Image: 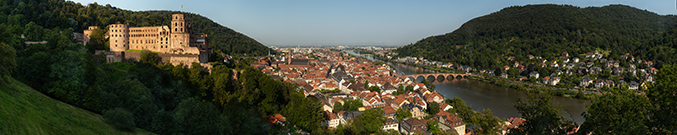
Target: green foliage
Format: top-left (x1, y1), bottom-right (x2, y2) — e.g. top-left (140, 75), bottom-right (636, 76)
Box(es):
top-left (0, 0), bottom-right (272, 56)
top-left (139, 50), bottom-right (159, 65)
top-left (427, 119), bottom-right (441, 135)
top-left (342, 99), bottom-right (364, 111)
top-left (393, 84), bottom-right (405, 96)
top-left (445, 97), bottom-right (474, 125)
top-left (333, 102), bottom-right (344, 113)
top-left (405, 85), bottom-right (414, 92)
top-left (368, 85), bottom-right (381, 92)
top-left (103, 108), bottom-right (136, 131)
top-left (151, 110), bottom-right (177, 135)
top-left (85, 28), bottom-right (107, 53)
top-left (174, 98), bottom-right (227, 134)
top-left (284, 91), bottom-right (323, 133)
top-left (352, 108), bottom-right (386, 134)
top-left (472, 109), bottom-right (501, 135)
top-left (23, 22), bottom-right (43, 41)
top-left (396, 108), bottom-right (412, 122)
top-left (579, 87), bottom-right (653, 134)
top-left (426, 102), bottom-right (440, 115)
top-left (510, 93), bottom-right (574, 135)
top-left (396, 4), bottom-right (677, 69)
top-left (0, 79), bottom-right (152, 134)
top-left (0, 42), bottom-right (16, 84)
top-left (646, 64), bottom-right (677, 134)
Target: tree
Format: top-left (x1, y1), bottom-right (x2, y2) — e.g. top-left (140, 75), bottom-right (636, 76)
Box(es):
top-left (151, 110), bottom-right (177, 134)
top-left (85, 28), bottom-right (106, 53)
top-left (284, 91), bottom-right (323, 132)
top-left (333, 102), bottom-right (344, 113)
top-left (174, 98), bottom-right (226, 135)
top-left (396, 108), bottom-right (412, 122)
top-left (426, 102), bottom-right (440, 115)
top-left (646, 64), bottom-right (677, 134)
top-left (446, 97), bottom-right (475, 125)
top-left (578, 87), bottom-right (653, 134)
top-left (0, 42), bottom-right (16, 84)
top-left (368, 85), bottom-right (381, 92)
top-left (23, 22), bottom-right (44, 41)
top-left (473, 109), bottom-right (501, 135)
top-left (352, 108), bottom-right (386, 134)
top-left (427, 119), bottom-right (441, 134)
top-left (139, 50), bottom-right (159, 65)
top-left (509, 92), bottom-right (574, 135)
top-left (405, 85), bottom-right (414, 92)
top-left (103, 108), bottom-right (136, 131)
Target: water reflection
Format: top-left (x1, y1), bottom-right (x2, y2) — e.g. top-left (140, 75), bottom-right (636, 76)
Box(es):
top-left (389, 62), bottom-right (590, 124)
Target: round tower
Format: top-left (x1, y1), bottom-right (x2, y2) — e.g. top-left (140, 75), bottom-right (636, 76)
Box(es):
top-left (109, 24), bottom-right (129, 52)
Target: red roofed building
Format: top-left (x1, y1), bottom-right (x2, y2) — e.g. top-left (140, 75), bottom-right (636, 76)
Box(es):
top-left (424, 93), bottom-right (444, 104)
top-left (436, 111), bottom-right (465, 135)
top-left (323, 111), bottom-right (340, 128)
top-left (384, 104), bottom-right (397, 119)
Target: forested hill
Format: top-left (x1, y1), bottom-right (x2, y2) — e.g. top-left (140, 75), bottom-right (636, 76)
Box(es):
top-left (396, 4), bottom-right (677, 69)
top-left (0, 0), bottom-right (272, 56)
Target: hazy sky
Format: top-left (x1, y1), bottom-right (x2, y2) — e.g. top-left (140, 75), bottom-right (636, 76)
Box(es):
top-left (70, 0), bottom-right (676, 46)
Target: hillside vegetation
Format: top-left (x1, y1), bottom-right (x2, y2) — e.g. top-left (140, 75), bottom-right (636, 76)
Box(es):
top-left (396, 4), bottom-right (677, 69)
top-left (0, 79), bottom-right (152, 134)
top-left (0, 0), bottom-right (272, 56)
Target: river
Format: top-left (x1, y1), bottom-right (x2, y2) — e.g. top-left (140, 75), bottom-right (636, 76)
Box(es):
top-left (343, 50), bottom-right (590, 124)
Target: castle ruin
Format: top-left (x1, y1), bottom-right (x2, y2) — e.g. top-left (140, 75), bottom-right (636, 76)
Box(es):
top-left (84, 13), bottom-right (210, 66)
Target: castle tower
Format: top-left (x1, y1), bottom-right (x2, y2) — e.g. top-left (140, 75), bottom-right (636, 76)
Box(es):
top-left (170, 14), bottom-right (190, 52)
top-left (109, 24), bottom-right (129, 52)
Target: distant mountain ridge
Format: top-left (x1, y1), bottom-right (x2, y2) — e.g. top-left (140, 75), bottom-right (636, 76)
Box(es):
top-left (396, 4), bottom-right (677, 69)
top-left (0, 0), bottom-right (272, 56)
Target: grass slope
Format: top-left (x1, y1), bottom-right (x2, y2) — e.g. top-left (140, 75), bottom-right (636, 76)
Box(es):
top-left (0, 79), bottom-right (152, 135)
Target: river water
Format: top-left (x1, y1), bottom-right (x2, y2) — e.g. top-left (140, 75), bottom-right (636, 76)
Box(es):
top-left (388, 62), bottom-right (590, 124)
top-left (343, 50), bottom-right (590, 124)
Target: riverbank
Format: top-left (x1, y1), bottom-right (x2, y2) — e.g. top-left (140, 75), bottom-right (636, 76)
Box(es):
top-left (375, 56), bottom-right (596, 100)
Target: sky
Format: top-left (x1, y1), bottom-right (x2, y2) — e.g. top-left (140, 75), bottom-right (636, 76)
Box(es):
top-left (70, 0), bottom-right (676, 46)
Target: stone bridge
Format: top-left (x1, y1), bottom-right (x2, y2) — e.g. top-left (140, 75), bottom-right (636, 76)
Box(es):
top-left (401, 73), bottom-right (473, 82)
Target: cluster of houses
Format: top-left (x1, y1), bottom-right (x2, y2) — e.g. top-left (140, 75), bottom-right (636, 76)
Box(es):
top-left (256, 48), bottom-right (476, 135)
top-left (256, 47), bottom-right (554, 134)
top-left (498, 50), bottom-right (658, 90)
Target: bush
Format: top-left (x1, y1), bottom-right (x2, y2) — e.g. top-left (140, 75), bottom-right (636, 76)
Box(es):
top-left (103, 108), bottom-right (136, 131)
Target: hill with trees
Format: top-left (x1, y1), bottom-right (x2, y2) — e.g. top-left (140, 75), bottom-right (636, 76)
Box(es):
top-left (396, 4), bottom-right (677, 69)
top-left (0, 0), bottom-right (272, 56)
top-left (0, 78), bottom-right (153, 134)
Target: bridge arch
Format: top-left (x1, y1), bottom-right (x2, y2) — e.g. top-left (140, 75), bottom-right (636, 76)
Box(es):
top-left (436, 75), bottom-right (445, 82)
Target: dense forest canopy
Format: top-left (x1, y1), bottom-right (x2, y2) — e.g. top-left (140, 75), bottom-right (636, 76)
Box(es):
top-left (0, 0), bottom-right (272, 56)
top-left (396, 4), bottom-right (677, 69)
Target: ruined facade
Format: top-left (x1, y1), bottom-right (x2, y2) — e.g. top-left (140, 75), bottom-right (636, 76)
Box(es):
top-left (86, 13), bottom-right (210, 65)
top-left (106, 14), bottom-right (208, 55)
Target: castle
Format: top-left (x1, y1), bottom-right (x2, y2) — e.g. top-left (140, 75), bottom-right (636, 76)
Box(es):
top-left (83, 13), bottom-right (210, 65)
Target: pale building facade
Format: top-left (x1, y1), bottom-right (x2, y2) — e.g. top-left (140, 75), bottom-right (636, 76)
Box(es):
top-left (102, 14), bottom-right (208, 55)
top-left (87, 13), bottom-right (210, 65)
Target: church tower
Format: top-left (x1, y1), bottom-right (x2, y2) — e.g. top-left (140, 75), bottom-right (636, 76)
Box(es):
top-left (170, 14), bottom-right (190, 52)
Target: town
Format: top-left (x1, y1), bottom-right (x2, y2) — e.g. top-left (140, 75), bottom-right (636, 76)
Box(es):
top-left (250, 46), bottom-right (528, 135)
